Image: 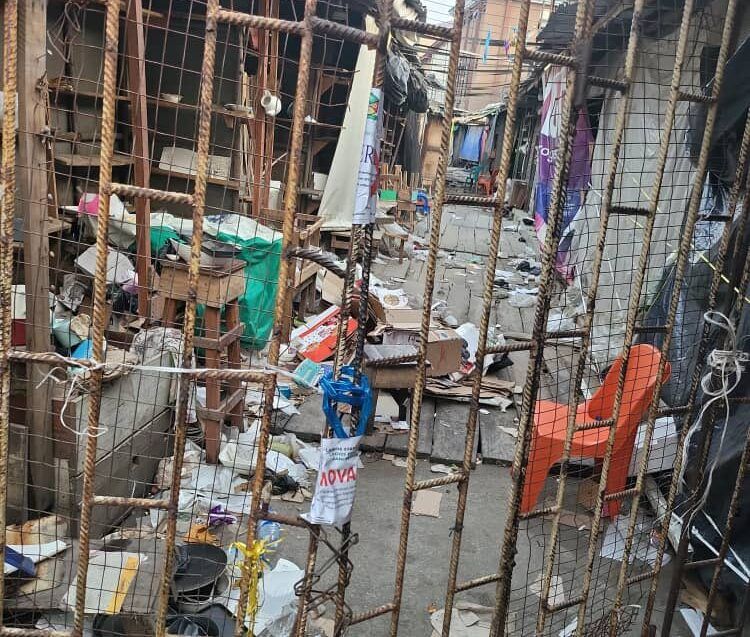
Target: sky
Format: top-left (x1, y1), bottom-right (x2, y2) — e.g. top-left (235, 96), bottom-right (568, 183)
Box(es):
top-left (421, 0), bottom-right (453, 24)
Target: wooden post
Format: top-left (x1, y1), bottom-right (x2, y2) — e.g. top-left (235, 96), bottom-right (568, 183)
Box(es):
top-left (125, 0), bottom-right (152, 317)
top-left (18, 0), bottom-right (54, 512)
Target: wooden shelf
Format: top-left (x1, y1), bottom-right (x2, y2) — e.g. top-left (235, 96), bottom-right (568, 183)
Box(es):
top-left (151, 165), bottom-right (241, 190)
top-left (55, 152), bottom-right (134, 167)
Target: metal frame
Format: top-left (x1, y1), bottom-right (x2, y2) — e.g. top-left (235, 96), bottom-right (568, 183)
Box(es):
top-left (413, 0), bottom-right (750, 635)
top-left (0, 2), bottom-right (469, 637)
top-left (3, 1), bottom-right (750, 636)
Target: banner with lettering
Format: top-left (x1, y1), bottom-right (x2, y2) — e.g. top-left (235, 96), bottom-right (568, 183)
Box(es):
top-left (303, 435), bottom-right (362, 527)
top-left (353, 88), bottom-right (383, 225)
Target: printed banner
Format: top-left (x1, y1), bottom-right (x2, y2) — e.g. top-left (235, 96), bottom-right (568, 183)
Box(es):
top-left (303, 435), bottom-right (362, 527)
top-left (533, 65), bottom-right (593, 282)
top-left (353, 88), bottom-right (383, 225)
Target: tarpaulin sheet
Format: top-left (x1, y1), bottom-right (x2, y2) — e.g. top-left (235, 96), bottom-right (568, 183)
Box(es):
top-left (458, 125), bottom-right (484, 162)
top-left (156, 214), bottom-right (282, 350)
top-left (319, 17), bottom-right (378, 231)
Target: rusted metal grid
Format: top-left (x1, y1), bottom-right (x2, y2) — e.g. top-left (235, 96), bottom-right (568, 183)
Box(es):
top-left (0, 1), bottom-right (470, 637)
top-left (406, 0), bottom-right (750, 635)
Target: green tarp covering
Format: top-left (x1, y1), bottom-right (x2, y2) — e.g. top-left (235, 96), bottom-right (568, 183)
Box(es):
top-left (151, 214), bottom-right (282, 350)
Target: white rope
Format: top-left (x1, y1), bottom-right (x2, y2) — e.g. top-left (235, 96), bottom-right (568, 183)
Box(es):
top-left (679, 310), bottom-right (749, 522)
top-left (31, 352), bottom-right (315, 439)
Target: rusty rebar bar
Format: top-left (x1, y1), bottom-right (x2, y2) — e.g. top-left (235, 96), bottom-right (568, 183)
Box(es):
top-left (234, 376), bottom-right (277, 636)
top-left (0, 0), bottom-right (17, 626)
top-left (389, 2), bottom-right (466, 635)
top-left (439, 0), bottom-right (536, 631)
top-left (332, 3), bottom-right (392, 630)
top-left (154, 1), bottom-right (220, 635)
top-left (258, 1), bottom-right (318, 634)
top-left (532, 1), bottom-right (648, 632)
top-left (71, 2), bottom-right (120, 635)
top-left (488, 0), bottom-right (597, 633)
top-left (634, 3), bottom-right (744, 633)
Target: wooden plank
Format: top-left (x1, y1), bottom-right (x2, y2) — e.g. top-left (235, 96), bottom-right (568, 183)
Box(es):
top-left (125, 0), bottom-right (152, 317)
top-left (19, 0), bottom-right (54, 512)
top-left (7, 424), bottom-right (29, 524)
top-left (385, 397), bottom-right (435, 458)
top-left (430, 401), bottom-right (478, 464)
top-left (54, 151), bottom-right (134, 167)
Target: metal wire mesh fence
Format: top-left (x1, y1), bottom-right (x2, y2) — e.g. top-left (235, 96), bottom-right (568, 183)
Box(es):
top-left (0, 0), bottom-right (749, 636)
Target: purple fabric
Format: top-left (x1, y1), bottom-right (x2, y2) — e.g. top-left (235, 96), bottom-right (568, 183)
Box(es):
top-left (534, 66), bottom-right (593, 282)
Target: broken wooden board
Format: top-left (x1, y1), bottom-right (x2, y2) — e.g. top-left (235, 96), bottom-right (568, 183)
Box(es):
top-left (430, 401), bottom-right (479, 464)
top-left (385, 397), bottom-right (435, 457)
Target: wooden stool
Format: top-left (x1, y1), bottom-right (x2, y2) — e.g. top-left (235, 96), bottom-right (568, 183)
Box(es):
top-left (159, 259), bottom-right (246, 463)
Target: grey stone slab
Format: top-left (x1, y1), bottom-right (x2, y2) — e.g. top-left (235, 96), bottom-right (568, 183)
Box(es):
top-left (430, 400), bottom-right (478, 464)
top-left (385, 397), bottom-right (435, 457)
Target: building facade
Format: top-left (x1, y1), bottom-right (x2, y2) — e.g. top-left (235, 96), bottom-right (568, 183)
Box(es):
top-left (456, 0), bottom-right (551, 113)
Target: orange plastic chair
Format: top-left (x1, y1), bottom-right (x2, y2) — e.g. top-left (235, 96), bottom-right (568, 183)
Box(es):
top-left (521, 344), bottom-right (671, 518)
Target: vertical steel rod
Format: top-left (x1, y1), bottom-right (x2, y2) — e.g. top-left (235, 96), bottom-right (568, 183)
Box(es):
top-left (489, 0), bottom-right (597, 632)
top-left (533, 0), bottom-right (646, 633)
top-left (234, 375), bottom-right (277, 636)
top-left (636, 3), bottom-right (742, 633)
top-left (333, 3), bottom-right (391, 630)
top-left (573, 0), bottom-right (729, 631)
top-left (389, 2), bottom-right (466, 635)
top-left (72, 2), bottom-right (120, 635)
top-left (440, 0), bottom-right (534, 632)
top-left (259, 0), bottom-right (318, 633)
top-left (266, 0), bottom-right (316, 367)
top-left (0, 0), bottom-right (18, 625)
top-left (154, 1), bottom-right (220, 635)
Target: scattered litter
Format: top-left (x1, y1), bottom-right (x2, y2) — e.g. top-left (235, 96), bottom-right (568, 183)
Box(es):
top-left (508, 290), bottom-right (537, 307)
top-left (62, 551), bottom-right (144, 613)
top-left (553, 510), bottom-right (592, 531)
top-left (293, 358), bottom-right (325, 388)
top-left (183, 523), bottom-right (219, 545)
top-left (303, 435), bottom-right (361, 526)
top-left (498, 426), bottom-right (518, 438)
top-left (600, 511), bottom-right (668, 566)
top-left (3, 541), bottom-right (68, 575)
top-left (430, 602), bottom-right (493, 636)
top-left (678, 608), bottom-right (719, 636)
top-left (430, 464), bottom-right (458, 474)
top-left (280, 490), bottom-right (305, 504)
top-left (382, 453), bottom-right (395, 461)
top-left (392, 457), bottom-right (408, 468)
top-left (479, 408), bottom-right (490, 415)
top-left (530, 574), bottom-right (566, 607)
top-left (412, 490), bottom-right (442, 517)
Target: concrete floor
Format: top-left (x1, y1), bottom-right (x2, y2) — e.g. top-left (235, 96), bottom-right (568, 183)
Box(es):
top-left (274, 203), bottom-right (688, 635)
top-left (271, 457), bottom-right (684, 636)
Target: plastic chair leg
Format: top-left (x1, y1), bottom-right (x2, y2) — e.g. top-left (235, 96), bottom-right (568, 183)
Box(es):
top-left (521, 437), bottom-right (564, 513)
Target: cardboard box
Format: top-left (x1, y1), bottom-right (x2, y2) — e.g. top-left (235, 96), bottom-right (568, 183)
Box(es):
top-left (364, 344), bottom-right (420, 389)
top-left (382, 325), bottom-right (462, 377)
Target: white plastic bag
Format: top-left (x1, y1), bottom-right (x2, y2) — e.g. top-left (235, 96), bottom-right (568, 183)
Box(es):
top-left (303, 436), bottom-right (362, 526)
